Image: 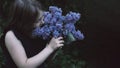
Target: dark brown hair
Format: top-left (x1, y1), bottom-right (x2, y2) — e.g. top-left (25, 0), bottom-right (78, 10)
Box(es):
top-left (5, 0), bottom-right (43, 37)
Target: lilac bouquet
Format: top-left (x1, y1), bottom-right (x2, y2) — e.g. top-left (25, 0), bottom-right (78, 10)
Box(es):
top-left (32, 6), bottom-right (84, 43)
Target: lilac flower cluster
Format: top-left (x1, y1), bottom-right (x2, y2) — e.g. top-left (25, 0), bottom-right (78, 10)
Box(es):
top-left (32, 6), bottom-right (84, 40)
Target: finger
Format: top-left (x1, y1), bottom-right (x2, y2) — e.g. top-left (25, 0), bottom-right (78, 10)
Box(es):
top-left (57, 37), bottom-right (63, 40)
top-left (59, 40), bottom-right (64, 44)
top-left (59, 44), bottom-right (64, 47)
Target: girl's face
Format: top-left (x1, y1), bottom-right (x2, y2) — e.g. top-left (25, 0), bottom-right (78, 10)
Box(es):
top-left (34, 10), bottom-right (44, 27)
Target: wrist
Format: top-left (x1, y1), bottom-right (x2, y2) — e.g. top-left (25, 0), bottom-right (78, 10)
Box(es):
top-left (46, 44), bottom-right (54, 53)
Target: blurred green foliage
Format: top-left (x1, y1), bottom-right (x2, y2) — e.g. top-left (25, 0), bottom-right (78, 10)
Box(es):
top-left (45, 48), bottom-right (87, 68)
top-left (0, 0), bottom-right (87, 68)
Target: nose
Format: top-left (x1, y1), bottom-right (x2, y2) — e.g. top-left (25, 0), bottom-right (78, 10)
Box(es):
top-left (41, 17), bottom-right (44, 24)
top-left (37, 16), bottom-right (44, 27)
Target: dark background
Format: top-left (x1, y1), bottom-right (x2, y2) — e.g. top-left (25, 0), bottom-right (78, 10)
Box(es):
top-left (48, 0), bottom-right (120, 68)
top-left (1, 0), bottom-right (120, 68)
top-left (82, 0), bottom-right (120, 68)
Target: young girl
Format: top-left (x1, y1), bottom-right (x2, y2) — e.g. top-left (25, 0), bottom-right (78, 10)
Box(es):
top-left (0, 0), bottom-right (64, 68)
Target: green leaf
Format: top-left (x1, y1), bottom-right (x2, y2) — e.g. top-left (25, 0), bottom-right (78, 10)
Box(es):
top-left (65, 33), bottom-right (76, 45)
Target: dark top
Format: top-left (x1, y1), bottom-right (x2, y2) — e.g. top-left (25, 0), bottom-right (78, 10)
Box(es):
top-left (0, 28), bottom-right (49, 68)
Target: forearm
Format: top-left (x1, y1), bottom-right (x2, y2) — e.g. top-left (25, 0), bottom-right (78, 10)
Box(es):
top-left (19, 45), bottom-right (54, 68)
top-left (5, 31), bottom-right (63, 68)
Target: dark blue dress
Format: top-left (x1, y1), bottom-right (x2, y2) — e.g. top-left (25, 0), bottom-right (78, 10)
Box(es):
top-left (0, 28), bottom-right (49, 68)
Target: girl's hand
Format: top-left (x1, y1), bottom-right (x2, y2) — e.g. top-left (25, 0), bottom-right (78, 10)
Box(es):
top-left (47, 37), bottom-right (64, 51)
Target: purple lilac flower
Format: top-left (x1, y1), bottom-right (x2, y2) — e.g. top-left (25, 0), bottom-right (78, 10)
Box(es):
top-left (53, 30), bottom-right (60, 38)
top-left (44, 13), bottom-right (52, 24)
top-left (32, 6), bottom-right (84, 40)
top-left (65, 12), bottom-right (81, 23)
top-left (32, 27), bottom-right (43, 37)
top-left (50, 17), bottom-right (57, 25)
top-left (69, 12), bottom-right (80, 21)
top-left (53, 12), bottom-right (62, 18)
top-left (49, 25), bottom-right (56, 31)
top-left (65, 13), bottom-right (73, 22)
top-left (73, 30), bottom-right (84, 40)
top-left (49, 6), bottom-right (62, 13)
top-left (64, 23), bottom-right (76, 32)
top-left (43, 12), bottom-right (49, 17)
top-left (33, 25), bottom-right (51, 39)
top-left (56, 23), bottom-right (63, 30)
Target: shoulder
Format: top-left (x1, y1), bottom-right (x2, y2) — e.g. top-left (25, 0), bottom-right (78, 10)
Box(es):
top-left (5, 30), bottom-right (22, 46)
top-left (5, 30), bottom-right (14, 37)
top-left (5, 30), bottom-right (16, 40)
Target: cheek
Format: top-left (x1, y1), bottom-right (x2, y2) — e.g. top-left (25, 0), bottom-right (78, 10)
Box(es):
top-left (37, 22), bottom-right (41, 26)
top-left (34, 20), bottom-right (44, 27)
top-left (34, 16), bottom-right (44, 27)
top-left (35, 22), bottom-right (41, 27)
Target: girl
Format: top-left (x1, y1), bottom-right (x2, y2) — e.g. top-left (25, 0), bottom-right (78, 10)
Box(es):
top-left (0, 0), bottom-right (64, 68)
